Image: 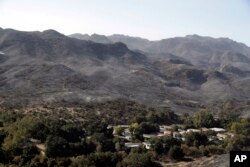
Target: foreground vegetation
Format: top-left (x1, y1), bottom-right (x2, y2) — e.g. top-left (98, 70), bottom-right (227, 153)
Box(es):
top-left (0, 99), bottom-right (249, 167)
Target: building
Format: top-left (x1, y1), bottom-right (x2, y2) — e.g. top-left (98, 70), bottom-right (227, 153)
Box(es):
top-left (201, 128), bottom-right (210, 132)
top-left (124, 142), bottom-right (142, 148)
top-left (29, 138), bottom-right (41, 144)
top-left (217, 133), bottom-right (228, 140)
top-left (217, 132), bottom-right (234, 140)
top-left (161, 125), bottom-right (174, 131)
top-left (210, 128), bottom-right (226, 133)
top-left (160, 127), bottom-right (166, 133)
top-left (36, 144), bottom-right (46, 156)
top-left (143, 142), bottom-right (152, 149)
top-left (173, 132), bottom-right (181, 139)
top-left (163, 130), bottom-right (172, 136)
top-left (187, 129), bottom-right (201, 133)
top-left (143, 133), bottom-right (165, 140)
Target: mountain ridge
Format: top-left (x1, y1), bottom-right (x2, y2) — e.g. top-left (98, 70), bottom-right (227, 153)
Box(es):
top-left (1, 28), bottom-right (250, 115)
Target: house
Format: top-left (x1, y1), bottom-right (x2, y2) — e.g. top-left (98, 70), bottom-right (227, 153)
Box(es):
top-left (163, 130), bottom-right (172, 136)
top-left (173, 132), bottom-right (181, 139)
top-left (143, 134), bottom-right (158, 140)
top-left (161, 125), bottom-right (174, 131)
top-left (114, 135), bottom-right (128, 141)
top-left (217, 133), bottom-right (228, 140)
top-left (210, 128), bottom-right (226, 133)
top-left (217, 132), bottom-right (234, 140)
top-left (29, 138), bottom-right (41, 144)
top-left (179, 131), bottom-right (186, 136)
top-left (201, 128), bottom-right (210, 132)
top-left (157, 133), bottom-right (165, 137)
top-left (143, 142), bottom-right (152, 149)
top-left (118, 125), bottom-right (130, 128)
top-left (225, 132), bottom-right (234, 138)
top-left (160, 127), bottom-right (166, 133)
top-left (29, 138), bottom-right (45, 156)
top-left (107, 125), bottom-right (114, 129)
top-left (208, 136), bottom-right (217, 141)
top-left (124, 142), bottom-right (142, 148)
top-left (143, 133), bottom-right (164, 140)
top-left (36, 144), bottom-right (46, 156)
top-left (187, 129), bottom-right (201, 133)
top-left (111, 125), bottom-right (130, 135)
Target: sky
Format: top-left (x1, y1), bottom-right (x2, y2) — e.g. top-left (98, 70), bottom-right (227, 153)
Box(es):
top-left (0, 0), bottom-right (250, 45)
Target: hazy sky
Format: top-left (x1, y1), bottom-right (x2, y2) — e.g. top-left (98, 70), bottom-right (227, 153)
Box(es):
top-left (0, 0), bottom-right (250, 45)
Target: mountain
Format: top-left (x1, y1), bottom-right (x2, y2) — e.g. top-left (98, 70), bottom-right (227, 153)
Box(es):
top-left (1, 28), bottom-right (250, 115)
top-left (108, 34), bottom-right (151, 52)
top-left (70, 33), bottom-right (250, 68)
top-left (0, 28), bottom-right (148, 106)
top-left (148, 35), bottom-right (250, 69)
top-left (69, 33), bottom-right (112, 44)
top-left (68, 33), bottom-right (91, 40)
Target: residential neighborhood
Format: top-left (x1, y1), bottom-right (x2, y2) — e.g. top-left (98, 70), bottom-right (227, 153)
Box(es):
top-left (20, 123), bottom-right (234, 156)
top-left (110, 124), bottom-right (234, 150)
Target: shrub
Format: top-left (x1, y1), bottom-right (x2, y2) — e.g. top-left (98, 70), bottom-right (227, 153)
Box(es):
top-left (182, 145), bottom-right (202, 158)
top-left (122, 153), bottom-right (156, 167)
top-left (185, 132), bottom-right (208, 147)
top-left (168, 146), bottom-right (184, 160)
top-left (205, 145), bottom-right (225, 155)
top-left (45, 135), bottom-right (69, 157)
top-left (193, 110), bottom-right (215, 128)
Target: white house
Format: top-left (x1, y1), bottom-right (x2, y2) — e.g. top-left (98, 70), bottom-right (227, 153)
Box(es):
top-left (187, 129), bottom-right (201, 133)
top-left (210, 128), bottom-right (226, 133)
top-left (163, 130), bottom-right (172, 136)
top-left (143, 133), bottom-right (164, 140)
top-left (124, 142), bottom-right (142, 148)
top-left (143, 142), bottom-right (152, 149)
top-left (29, 138), bottom-right (41, 144)
top-left (217, 132), bottom-right (234, 140)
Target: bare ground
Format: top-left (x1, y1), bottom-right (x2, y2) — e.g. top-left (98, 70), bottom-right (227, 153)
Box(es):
top-left (159, 154), bottom-right (229, 167)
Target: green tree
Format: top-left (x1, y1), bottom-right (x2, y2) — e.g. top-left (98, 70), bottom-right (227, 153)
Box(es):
top-left (146, 110), bottom-right (178, 124)
top-left (230, 118), bottom-right (250, 136)
top-left (0, 131), bottom-right (5, 145)
top-left (61, 124), bottom-right (85, 142)
top-left (218, 110), bottom-right (239, 128)
top-left (68, 141), bottom-right (88, 156)
top-left (45, 135), bottom-right (69, 157)
top-left (28, 121), bottom-right (49, 142)
top-left (224, 134), bottom-right (249, 152)
top-left (185, 132), bottom-right (208, 147)
top-left (138, 122), bottom-right (159, 134)
top-left (20, 144), bottom-right (39, 165)
top-left (193, 110), bottom-right (215, 128)
top-left (91, 133), bottom-right (115, 152)
top-left (2, 116), bottom-right (37, 153)
top-left (114, 127), bottom-right (123, 136)
top-left (168, 146), bottom-right (184, 160)
top-left (181, 113), bottom-right (194, 128)
top-left (129, 123), bottom-right (144, 141)
top-left (0, 148), bottom-right (6, 163)
top-left (71, 155), bottom-right (93, 167)
top-left (149, 138), bottom-right (164, 154)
